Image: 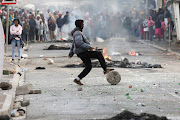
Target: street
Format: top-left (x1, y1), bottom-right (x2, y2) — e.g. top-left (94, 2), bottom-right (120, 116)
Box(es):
top-left (23, 38), bottom-right (180, 120)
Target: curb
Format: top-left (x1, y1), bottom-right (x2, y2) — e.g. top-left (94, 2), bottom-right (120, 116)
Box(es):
top-left (140, 41), bottom-right (180, 57)
top-left (0, 65), bottom-right (21, 116)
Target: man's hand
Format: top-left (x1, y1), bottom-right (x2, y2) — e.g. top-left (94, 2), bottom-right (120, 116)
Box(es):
top-left (90, 47), bottom-right (94, 51)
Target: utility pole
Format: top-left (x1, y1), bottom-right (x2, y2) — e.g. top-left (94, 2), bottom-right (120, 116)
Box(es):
top-left (5, 5), bottom-right (9, 53)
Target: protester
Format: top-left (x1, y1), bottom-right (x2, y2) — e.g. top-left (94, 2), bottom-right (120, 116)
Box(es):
top-left (48, 14), bottom-right (56, 41)
top-left (143, 17), bottom-right (149, 40)
top-left (22, 19), bottom-right (30, 42)
top-left (68, 19), bottom-right (114, 85)
top-left (148, 16), bottom-right (155, 41)
top-left (155, 18), bottom-right (161, 40)
top-left (160, 18), bottom-right (165, 40)
top-left (35, 15), bottom-right (41, 41)
top-left (56, 14), bottom-right (64, 39)
top-left (10, 19), bottom-right (22, 62)
top-left (38, 20), bottom-right (43, 42)
top-left (167, 17), bottom-right (174, 40)
top-left (43, 19), bottom-right (48, 41)
top-left (29, 15), bottom-right (36, 41)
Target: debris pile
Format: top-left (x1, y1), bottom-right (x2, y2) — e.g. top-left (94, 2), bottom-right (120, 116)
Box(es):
top-left (107, 110), bottom-right (168, 120)
top-left (63, 58), bottom-right (162, 69)
top-left (44, 44), bottom-right (70, 50)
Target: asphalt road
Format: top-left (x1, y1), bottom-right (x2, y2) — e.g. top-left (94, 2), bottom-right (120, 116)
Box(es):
top-left (24, 38), bottom-right (180, 120)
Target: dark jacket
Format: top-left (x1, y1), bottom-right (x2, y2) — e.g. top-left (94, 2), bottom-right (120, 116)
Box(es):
top-left (69, 27), bottom-right (91, 57)
top-left (63, 15), bottom-right (70, 24)
top-left (29, 18), bottom-right (36, 31)
top-left (56, 18), bottom-right (64, 28)
top-left (155, 20), bottom-right (161, 28)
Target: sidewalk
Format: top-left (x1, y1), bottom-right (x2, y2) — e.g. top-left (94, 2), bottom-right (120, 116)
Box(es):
top-left (140, 39), bottom-right (180, 57)
top-left (0, 45), bottom-right (26, 117)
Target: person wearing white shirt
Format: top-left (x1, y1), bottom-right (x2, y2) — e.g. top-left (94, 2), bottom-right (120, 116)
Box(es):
top-left (10, 19), bottom-right (22, 62)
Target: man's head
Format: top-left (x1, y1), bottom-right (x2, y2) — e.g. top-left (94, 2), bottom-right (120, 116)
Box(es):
top-left (59, 13), bottom-right (62, 18)
top-left (37, 15), bottom-right (40, 20)
top-left (75, 19), bottom-right (84, 30)
top-left (66, 11), bottom-right (69, 15)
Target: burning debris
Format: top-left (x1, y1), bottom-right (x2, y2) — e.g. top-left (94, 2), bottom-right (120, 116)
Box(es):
top-left (63, 58), bottom-right (162, 69)
top-left (106, 110), bottom-right (168, 120)
top-left (44, 45), bottom-right (70, 50)
top-left (128, 51), bottom-right (143, 56)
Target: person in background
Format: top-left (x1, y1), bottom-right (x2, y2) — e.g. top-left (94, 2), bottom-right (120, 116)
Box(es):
top-left (38, 20), bottom-right (43, 42)
top-left (48, 14), bottom-right (56, 41)
top-left (56, 14), bottom-right (64, 40)
top-left (68, 19), bottom-right (114, 86)
top-left (148, 16), bottom-right (155, 41)
top-left (155, 18), bottom-right (161, 40)
top-left (10, 19), bottom-right (22, 62)
top-left (63, 11), bottom-right (70, 25)
top-left (29, 15), bottom-right (36, 41)
top-left (35, 15), bottom-right (41, 41)
top-left (167, 17), bottom-right (174, 40)
top-left (160, 18), bottom-right (165, 40)
top-left (22, 19), bottom-right (30, 42)
top-left (43, 19), bottom-right (48, 41)
top-left (143, 16), bottom-right (149, 40)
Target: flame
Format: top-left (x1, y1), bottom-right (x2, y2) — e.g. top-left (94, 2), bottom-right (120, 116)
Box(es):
top-left (103, 47), bottom-right (112, 60)
top-left (128, 51), bottom-right (136, 56)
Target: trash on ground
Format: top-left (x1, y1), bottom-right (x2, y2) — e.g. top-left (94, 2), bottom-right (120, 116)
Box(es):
top-left (128, 51), bottom-right (143, 56)
top-left (78, 87), bottom-right (82, 91)
top-left (17, 109), bottom-right (26, 116)
top-left (129, 85), bottom-right (132, 88)
top-left (167, 53), bottom-right (176, 56)
top-left (17, 72), bottom-right (22, 76)
top-left (96, 37), bottom-right (104, 42)
top-left (11, 110), bottom-right (20, 117)
top-left (13, 102), bottom-right (21, 109)
top-left (3, 70), bottom-right (10, 75)
top-left (21, 54), bottom-right (28, 59)
top-left (112, 52), bottom-right (121, 56)
top-left (35, 67), bottom-right (46, 70)
top-left (108, 110), bottom-right (168, 120)
top-left (40, 55), bottom-right (44, 58)
top-left (0, 115), bottom-right (10, 120)
top-left (44, 44), bottom-right (70, 50)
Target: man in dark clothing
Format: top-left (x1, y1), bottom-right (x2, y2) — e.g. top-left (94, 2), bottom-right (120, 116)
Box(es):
top-left (68, 19), bottom-right (114, 86)
top-left (56, 14), bottom-right (64, 39)
top-left (29, 15), bottom-right (36, 41)
top-left (63, 11), bottom-right (70, 25)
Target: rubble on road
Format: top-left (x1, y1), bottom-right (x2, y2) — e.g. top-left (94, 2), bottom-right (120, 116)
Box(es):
top-left (0, 82), bottom-right (12, 90)
top-left (20, 100), bottom-right (30, 107)
top-left (16, 84), bottom-right (33, 95)
top-left (29, 90), bottom-right (42, 94)
top-left (63, 58), bottom-right (162, 69)
top-left (0, 115), bottom-right (10, 120)
top-left (107, 110), bottom-right (168, 120)
top-left (44, 44), bottom-right (70, 50)
top-left (48, 59), bottom-right (54, 65)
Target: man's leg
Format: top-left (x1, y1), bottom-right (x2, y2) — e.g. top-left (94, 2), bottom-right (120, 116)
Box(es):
top-left (87, 51), bottom-right (107, 71)
top-left (78, 56), bottom-right (92, 80)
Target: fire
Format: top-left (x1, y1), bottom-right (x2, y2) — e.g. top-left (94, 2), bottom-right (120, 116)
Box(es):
top-left (103, 47), bottom-right (112, 60)
top-left (128, 51), bottom-right (137, 56)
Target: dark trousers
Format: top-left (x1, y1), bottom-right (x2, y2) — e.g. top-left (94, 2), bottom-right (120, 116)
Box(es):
top-left (35, 29), bottom-right (39, 41)
top-left (77, 51), bottom-right (107, 79)
top-left (149, 26), bottom-right (154, 41)
top-left (29, 29), bottom-right (35, 41)
top-left (22, 30), bottom-right (29, 42)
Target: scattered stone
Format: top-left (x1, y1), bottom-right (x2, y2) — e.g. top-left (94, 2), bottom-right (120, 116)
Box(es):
top-left (107, 110), bottom-right (168, 120)
top-left (0, 82), bottom-right (12, 90)
top-left (21, 100), bottom-right (30, 107)
top-left (43, 58), bottom-right (48, 60)
top-left (112, 52), bottom-right (121, 56)
top-left (175, 92), bottom-right (178, 94)
top-left (16, 84), bottom-right (33, 95)
top-left (29, 90), bottom-right (42, 94)
top-left (106, 71), bottom-right (121, 85)
top-left (78, 87), bottom-right (82, 91)
top-left (35, 67), bottom-right (46, 70)
top-left (0, 115), bottom-right (10, 120)
top-left (48, 59), bottom-right (54, 65)
top-left (10, 69), bottom-right (16, 74)
top-left (141, 89), bottom-right (144, 92)
top-left (129, 85), bottom-right (132, 88)
top-left (21, 54), bottom-right (28, 59)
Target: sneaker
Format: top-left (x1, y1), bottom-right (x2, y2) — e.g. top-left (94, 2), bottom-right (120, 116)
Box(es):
top-left (104, 69), bottom-right (114, 75)
top-left (74, 79), bottom-right (83, 86)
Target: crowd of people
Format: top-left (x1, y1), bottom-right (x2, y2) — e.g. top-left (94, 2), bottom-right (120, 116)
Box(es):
top-left (0, 5), bottom-right (175, 44)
